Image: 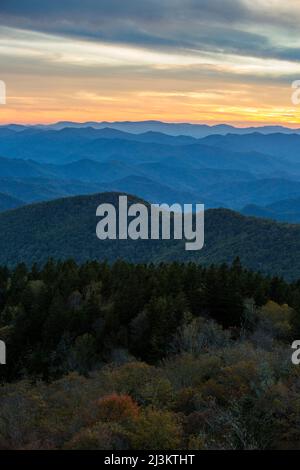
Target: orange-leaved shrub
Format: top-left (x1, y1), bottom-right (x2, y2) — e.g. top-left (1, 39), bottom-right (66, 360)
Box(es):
top-left (95, 393), bottom-right (139, 423)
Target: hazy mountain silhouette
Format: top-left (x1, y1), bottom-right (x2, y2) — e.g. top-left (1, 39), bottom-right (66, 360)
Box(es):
top-left (0, 124), bottom-right (300, 222)
top-left (3, 120), bottom-right (298, 137)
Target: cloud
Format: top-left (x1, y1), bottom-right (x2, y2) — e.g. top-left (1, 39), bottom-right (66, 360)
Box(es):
top-left (0, 0), bottom-right (300, 64)
top-left (1, 1), bottom-right (300, 125)
top-left (1, 26), bottom-right (300, 81)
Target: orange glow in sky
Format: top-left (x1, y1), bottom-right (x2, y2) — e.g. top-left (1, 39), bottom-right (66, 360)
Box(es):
top-left (1, 0), bottom-right (300, 127)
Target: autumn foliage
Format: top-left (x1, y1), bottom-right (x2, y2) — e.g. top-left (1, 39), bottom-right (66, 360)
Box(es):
top-left (95, 393), bottom-right (139, 423)
top-left (1, 260), bottom-right (300, 449)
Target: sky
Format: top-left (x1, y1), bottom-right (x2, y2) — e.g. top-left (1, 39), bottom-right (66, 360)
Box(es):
top-left (0, 0), bottom-right (300, 126)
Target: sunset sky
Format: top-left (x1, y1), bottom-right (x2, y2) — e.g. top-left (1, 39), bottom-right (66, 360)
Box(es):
top-left (0, 0), bottom-right (300, 126)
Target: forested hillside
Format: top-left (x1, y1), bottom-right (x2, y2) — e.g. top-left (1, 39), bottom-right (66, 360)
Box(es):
top-left (1, 192), bottom-right (300, 279)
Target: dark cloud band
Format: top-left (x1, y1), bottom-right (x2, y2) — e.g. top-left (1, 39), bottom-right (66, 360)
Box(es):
top-left (0, 0), bottom-right (299, 64)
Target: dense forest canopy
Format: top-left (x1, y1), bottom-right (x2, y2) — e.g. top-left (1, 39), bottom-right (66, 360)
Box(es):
top-left (0, 257), bottom-right (297, 381)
